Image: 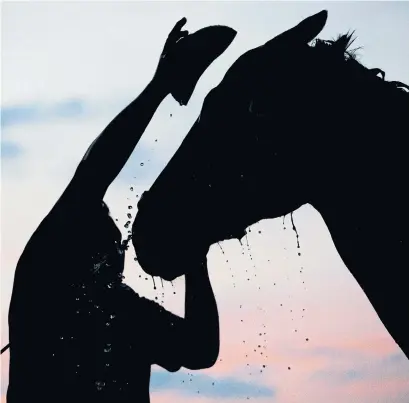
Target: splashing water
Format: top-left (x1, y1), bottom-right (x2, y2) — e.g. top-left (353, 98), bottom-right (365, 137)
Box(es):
top-left (159, 278), bottom-right (165, 305)
top-left (217, 242), bottom-right (236, 286)
top-left (171, 281), bottom-right (176, 295)
top-left (290, 212), bottom-right (301, 254)
top-left (244, 231), bottom-right (258, 284)
top-left (95, 380), bottom-right (105, 391)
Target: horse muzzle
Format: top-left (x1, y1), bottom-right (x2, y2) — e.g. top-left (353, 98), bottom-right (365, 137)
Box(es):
top-left (132, 191), bottom-right (212, 280)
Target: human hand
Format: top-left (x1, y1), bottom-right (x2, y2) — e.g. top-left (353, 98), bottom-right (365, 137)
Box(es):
top-left (153, 18), bottom-right (237, 105)
top-left (153, 17), bottom-right (189, 91)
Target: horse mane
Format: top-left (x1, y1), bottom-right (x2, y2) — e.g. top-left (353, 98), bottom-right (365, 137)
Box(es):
top-left (310, 33), bottom-right (409, 94)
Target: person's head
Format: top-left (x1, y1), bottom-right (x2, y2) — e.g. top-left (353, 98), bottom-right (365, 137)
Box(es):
top-left (132, 10), bottom-right (408, 281)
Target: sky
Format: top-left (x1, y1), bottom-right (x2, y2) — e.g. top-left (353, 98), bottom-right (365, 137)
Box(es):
top-left (1, 1), bottom-right (409, 402)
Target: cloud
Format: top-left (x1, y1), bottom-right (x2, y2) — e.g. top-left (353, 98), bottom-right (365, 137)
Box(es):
top-left (0, 92), bottom-right (202, 185)
top-left (1, 99), bottom-right (86, 128)
top-left (311, 367), bottom-right (364, 384)
top-left (0, 100), bottom-right (177, 187)
top-left (150, 369), bottom-right (275, 398)
top-left (309, 350), bottom-right (409, 385)
top-left (1, 141), bottom-right (23, 159)
top-left (1, 104), bottom-right (40, 127)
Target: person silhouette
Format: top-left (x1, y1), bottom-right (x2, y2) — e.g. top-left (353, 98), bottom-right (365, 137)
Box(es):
top-left (7, 18), bottom-right (235, 403)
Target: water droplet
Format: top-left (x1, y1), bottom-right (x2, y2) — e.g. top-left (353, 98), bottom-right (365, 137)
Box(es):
top-left (127, 213), bottom-right (132, 219)
top-left (128, 205), bottom-right (133, 209)
top-left (95, 380), bottom-right (105, 391)
top-left (140, 162), bottom-right (144, 166)
top-left (130, 187), bottom-right (134, 191)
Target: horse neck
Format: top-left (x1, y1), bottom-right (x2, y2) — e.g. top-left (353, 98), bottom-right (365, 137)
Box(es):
top-left (311, 103), bottom-right (403, 214)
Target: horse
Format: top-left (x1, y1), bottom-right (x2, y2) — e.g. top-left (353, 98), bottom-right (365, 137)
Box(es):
top-left (132, 10), bottom-right (408, 359)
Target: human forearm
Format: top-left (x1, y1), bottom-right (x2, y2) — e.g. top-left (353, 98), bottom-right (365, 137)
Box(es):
top-left (184, 261), bottom-right (220, 368)
top-left (79, 78), bottom-right (169, 195)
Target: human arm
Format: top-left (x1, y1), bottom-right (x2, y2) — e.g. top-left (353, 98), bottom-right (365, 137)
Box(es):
top-left (73, 18), bottom-right (188, 200)
top-left (117, 259), bottom-right (219, 372)
top-left (181, 260), bottom-right (219, 369)
top-left (9, 19), bottom-right (189, 276)
top-left (77, 79), bottom-right (168, 199)
top-left (146, 260), bottom-right (219, 371)
top-left (150, 260), bottom-right (220, 371)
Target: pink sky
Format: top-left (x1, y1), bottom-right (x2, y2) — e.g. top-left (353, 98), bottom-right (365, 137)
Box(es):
top-left (1, 2), bottom-right (408, 402)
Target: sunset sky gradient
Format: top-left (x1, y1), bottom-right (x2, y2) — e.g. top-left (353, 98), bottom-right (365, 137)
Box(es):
top-left (1, 1), bottom-right (409, 402)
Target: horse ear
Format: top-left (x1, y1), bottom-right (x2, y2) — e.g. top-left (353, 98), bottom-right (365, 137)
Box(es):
top-left (265, 10), bottom-right (328, 47)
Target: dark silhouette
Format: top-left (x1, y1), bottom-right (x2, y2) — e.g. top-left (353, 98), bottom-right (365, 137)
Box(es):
top-left (7, 19), bottom-right (236, 403)
top-left (133, 11), bottom-right (408, 359)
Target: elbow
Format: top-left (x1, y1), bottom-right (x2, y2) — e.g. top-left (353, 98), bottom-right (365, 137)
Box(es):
top-left (196, 352), bottom-right (219, 370)
top-left (184, 343), bottom-right (220, 370)
top-left (183, 321), bottom-right (220, 370)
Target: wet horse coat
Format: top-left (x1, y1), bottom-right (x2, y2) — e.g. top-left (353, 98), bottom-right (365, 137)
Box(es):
top-left (133, 11), bottom-right (407, 358)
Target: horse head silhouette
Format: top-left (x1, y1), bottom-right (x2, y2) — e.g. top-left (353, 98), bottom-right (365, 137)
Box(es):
top-left (133, 11), bottom-right (408, 357)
